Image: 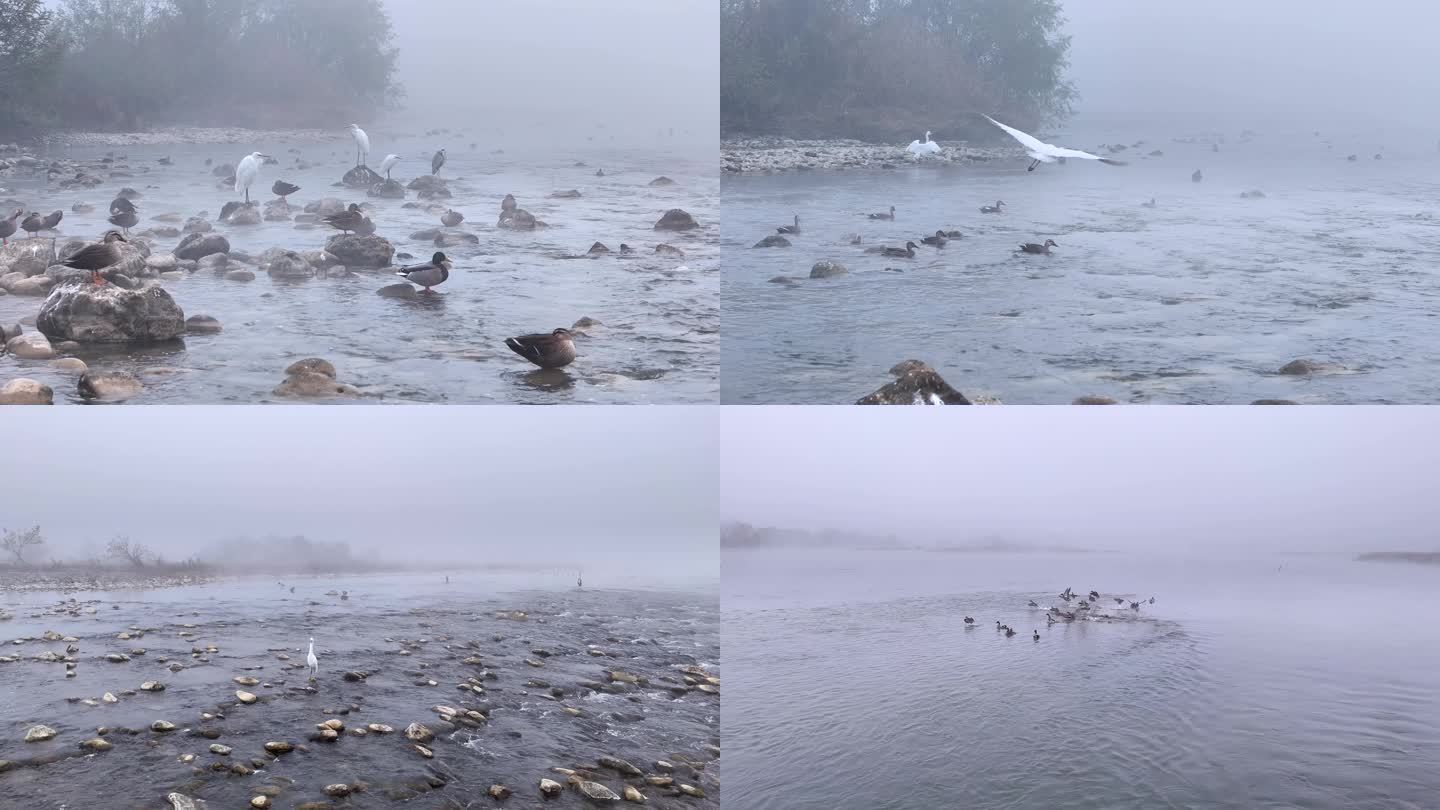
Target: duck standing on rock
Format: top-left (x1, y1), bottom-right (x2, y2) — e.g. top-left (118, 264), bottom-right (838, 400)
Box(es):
top-left (0, 209), bottom-right (21, 244)
top-left (505, 328), bottom-right (577, 370)
top-left (108, 208), bottom-right (138, 235)
top-left (323, 203), bottom-right (367, 235)
top-left (272, 180), bottom-right (300, 200)
top-left (20, 212), bottom-right (43, 239)
top-left (395, 251), bottom-right (451, 292)
top-left (40, 210), bottom-right (62, 234)
top-left (62, 230), bottom-right (127, 286)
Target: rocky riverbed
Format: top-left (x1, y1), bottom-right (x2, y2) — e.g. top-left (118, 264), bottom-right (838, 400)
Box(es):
top-left (0, 568), bottom-right (216, 594)
top-left (0, 577), bottom-right (720, 807)
top-left (721, 137), bottom-right (1019, 173)
top-left (31, 128), bottom-right (343, 149)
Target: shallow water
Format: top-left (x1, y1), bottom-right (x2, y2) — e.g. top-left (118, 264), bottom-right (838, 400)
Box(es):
top-left (723, 548), bottom-right (1440, 809)
top-left (721, 128), bottom-right (1440, 403)
top-left (0, 134), bottom-right (717, 403)
top-left (0, 572), bottom-right (719, 807)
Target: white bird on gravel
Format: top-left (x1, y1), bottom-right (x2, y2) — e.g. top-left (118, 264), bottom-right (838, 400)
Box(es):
top-left (306, 637), bottom-right (319, 679)
top-left (983, 115), bottom-right (1127, 172)
top-left (906, 130), bottom-right (942, 156)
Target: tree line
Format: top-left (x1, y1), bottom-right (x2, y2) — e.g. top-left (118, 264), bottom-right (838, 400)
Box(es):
top-left (721, 0), bottom-right (1077, 141)
top-left (0, 0), bottom-right (403, 136)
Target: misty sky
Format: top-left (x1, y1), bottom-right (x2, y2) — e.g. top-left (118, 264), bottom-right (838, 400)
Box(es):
top-left (5, 408), bottom-right (715, 568)
top-left (1062, 0), bottom-right (1440, 134)
top-left (384, 0), bottom-right (717, 147)
top-left (721, 408), bottom-right (1439, 553)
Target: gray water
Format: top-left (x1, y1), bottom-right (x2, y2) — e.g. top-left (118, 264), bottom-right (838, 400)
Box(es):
top-left (0, 572), bottom-right (720, 807)
top-left (721, 128), bottom-right (1440, 403)
top-left (0, 133), bottom-right (717, 404)
top-left (723, 548), bottom-right (1440, 809)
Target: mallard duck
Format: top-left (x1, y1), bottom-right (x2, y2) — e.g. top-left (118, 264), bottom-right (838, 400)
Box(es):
top-left (395, 251), bottom-right (451, 292)
top-left (271, 180), bottom-right (300, 199)
top-left (323, 203), bottom-right (366, 234)
top-left (867, 241), bottom-right (917, 258)
top-left (0, 209), bottom-right (20, 244)
top-left (505, 328), bottom-right (577, 369)
top-left (980, 200), bottom-right (1005, 214)
top-left (20, 212), bottom-right (43, 239)
top-left (1018, 239), bottom-right (1058, 255)
top-left (963, 616), bottom-right (974, 624)
top-left (63, 230), bottom-right (127, 285)
top-left (108, 210), bottom-right (139, 235)
top-left (441, 209), bottom-right (464, 227)
top-left (920, 230), bottom-right (948, 246)
top-left (431, 148), bottom-right (447, 175)
top-left (777, 214), bottom-right (801, 235)
top-left (867, 205), bottom-right (896, 220)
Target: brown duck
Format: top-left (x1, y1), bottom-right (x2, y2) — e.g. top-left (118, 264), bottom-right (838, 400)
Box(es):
top-left (867, 205), bottom-right (896, 220)
top-left (323, 203), bottom-right (367, 234)
top-left (1018, 239), bottom-right (1058, 255)
top-left (63, 230), bottom-right (127, 285)
top-left (505, 328), bottom-right (577, 369)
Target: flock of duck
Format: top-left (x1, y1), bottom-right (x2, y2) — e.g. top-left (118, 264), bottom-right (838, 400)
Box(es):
top-left (962, 587), bottom-right (1157, 641)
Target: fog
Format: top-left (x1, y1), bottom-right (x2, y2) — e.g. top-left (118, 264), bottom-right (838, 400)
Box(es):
top-left (721, 408), bottom-right (1438, 553)
top-left (3, 408), bottom-right (716, 573)
top-left (1063, 0), bottom-right (1440, 137)
top-left (384, 0), bottom-right (717, 150)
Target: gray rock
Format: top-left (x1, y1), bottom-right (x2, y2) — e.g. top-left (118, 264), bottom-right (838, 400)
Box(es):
top-left (369, 179), bottom-right (406, 199)
top-left (174, 233), bottom-right (230, 261)
top-left (185, 314), bottom-right (222, 334)
top-left (0, 378), bottom-right (53, 405)
top-left (856, 360), bottom-right (972, 405)
top-left (653, 208), bottom-right (698, 231)
top-left (497, 209), bottom-right (539, 230)
top-left (37, 283), bottom-right (186, 343)
top-left (79, 371), bottom-right (144, 401)
top-left (324, 235), bottom-right (394, 267)
top-left (224, 269), bottom-right (255, 282)
top-left (265, 251), bottom-right (313, 279)
top-left (377, 282), bottom-right (418, 299)
top-left (809, 260), bottom-right (847, 279)
top-left (753, 235), bottom-right (790, 248)
top-left (5, 333), bottom-right (54, 359)
top-left (654, 243), bottom-right (684, 258)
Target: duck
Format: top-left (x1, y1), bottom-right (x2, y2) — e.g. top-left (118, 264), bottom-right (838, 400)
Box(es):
top-left (340, 590), bottom-right (349, 601)
top-left (1033, 631), bottom-right (1040, 641)
top-left (1192, 169), bottom-right (1203, 182)
top-left (1018, 239), bottom-right (1058, 255)
top-left (109, 196), bottom-right (137, 216)
top-left (1026, 600), bottom-right (1038, 607)
top-left (504, 328), bottom-right (577, 369)
top-left (323, 203), bottom-right (367, 234)
top-left (963, 616), bottom-right (974, 624)
top-left (867, 205), bottom-right (895, 220)
top-left (777, 214), bottom-right (801, 235)
top-left (500, 193), bottom-right (517, 213)
top-left (441, 209), bottom-right (464, 227)
top-left (1148, 597), bottom-right (1155, 604)
top-left (19, 212), bottom-right (43, 239)
top-left (1004, 627), bottom-right (1016, 637)
top-left (62, 230), bottom-right (127, 285)
top-left (872, 241), bottom-right (917, 258)
top-left (40, 210), bottom-right (62, 234)
top-left (395, 251), bottom-right (451, 292)
top-left (920, 230), bottom-right (948, 247)
top-left (1141, 198), bottom-right (1156, 208)
top-left (107, 209), bottom-right (139, 235)
top-left (1130, 601), bottom-right (1140, 609)
top-left (1088, 590), bottom-right (1100, 600)
top-left (431, 148), bottom-right (447, 175)
top-left (995, 620), bottom-right (1003, 631)
top-left (1114, 597), bottom-right (1124, 605)
top-left (271, 180), bottom-right (300, 200)
top-left (0, 209), bottom-right (21, 244)
top-left (595, 168), bottom-right (604, 177)
top-left (980, 200), bottom-right (1005, 214)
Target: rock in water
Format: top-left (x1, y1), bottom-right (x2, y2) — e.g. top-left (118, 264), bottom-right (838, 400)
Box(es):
top-left (0, 378), bottom-right (53, 405)
top-left (809, 260), bottom-right (846, 279)
top-left (79, 371), bottom-right (143, 401)
top-left (497, 209), bottom-right (539, 230)
top-left (575, 781), bottom-right (621, 802)
top-left (342, 165), bottom-right (383, 188)
top-left (324, 235), bottom-right (393, 267)
top-left (653, 209), bottom-right (698, 231)
top-left (648, 176), bottom-right (675, 186)
top-left (38, 284), bottom-right (185, 343)
top-left (369, 179), bottom-right (406, 199)
top-left (174, 233), bottom-right (230, 261)
top-left (754, 235), bottom-right (790, 248)
top-left (856, 360), bottom-right (972, 405)
top-left (24, 725), bottom-right (57, 742)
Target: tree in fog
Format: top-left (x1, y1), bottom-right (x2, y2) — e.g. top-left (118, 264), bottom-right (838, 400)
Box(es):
top-left (1, 525), bottom-right (45, 565)
top-left (106, 535), bottom-right (152, 568)
top-left (721, 0), bottom-right (1075, 140)
top-left (0, 0), bottom-right (64, 133)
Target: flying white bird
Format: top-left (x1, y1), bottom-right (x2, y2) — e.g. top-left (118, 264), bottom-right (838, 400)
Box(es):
top-left (906, 131), bottom-right (942, 156)
top-left (983, 115), bottom-right (1126, 172)
top-left (234, 151), bottom-right (269, 204)
top-left (379, 153), bottom-right (401, 179)
top-left (306, 637), bottom-right (318, 680)
top-left (347, 124), bottom-right (370, 167)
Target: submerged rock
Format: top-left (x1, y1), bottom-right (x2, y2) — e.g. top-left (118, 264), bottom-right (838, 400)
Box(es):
top-left (497, 208), bottom-right (540, 230)
top-left (369, 179), bottom-right (406, 199)
top-left (753, 235), bottom-right (790, 248)
top-left (38, 284), bottom-right (185, 343)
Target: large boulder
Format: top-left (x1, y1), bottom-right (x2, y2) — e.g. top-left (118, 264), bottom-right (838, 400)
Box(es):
top-left (37, 283), bottom-right (185, 343)
top-left (653, 208), bottom-right (698, 231)
top-left (0, 241), bottom-right (56, 276)
top-left (856, 360), bottom-right (972, 405)
top-left (265, 250), bottom-right (313, 279)
top-left (497, 209), bottom-right (540, 230)
top-left (174, 232), bottom-right (230, 261)
top-left (342, 165), bottom-right (383, 188)
top-left (809, 260), bottom-right (847, 279)
top-left (324, 235), bottom-right (393, 268)
top-left (368, 180), bottom-right (406, 199)
top-left (407, 175), bottom-right (448, 194)
top-left (0, 378), bottom-right (52, 405)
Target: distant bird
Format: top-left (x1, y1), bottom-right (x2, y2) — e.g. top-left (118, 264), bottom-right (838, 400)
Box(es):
top-left (20, 212), bottom-right (43, 239)
top-left (500, 194), bottom-right (517, 213)
top-left (441, 209), bottom-right (464, 227)
top-left (876, 241), bottom-right (917, 258)
top-left (108, 209), bottom-right (139, 235)
top-left (996, 621), bottom-right (1003, 630)
top-left (1033, 631), bottom-right (1040, 641)
top-left (906, 130), bottom-right (942, 156)
top-left (235, 151), bottom-right (270, 203)
top-left (40, 210), bottom-right (62, 234)
top-left (1114, 597), bottom-right (1124, 605)
top-left (110, 196), bottom-right (137, 216)
top-left (505, 328), bottom-right (577, 369)
top-left (271, 180), bottom-right (300, 200)
top-left (1130, 601), bottom-right (1140, 610)
top-left (577, 571), bottom-right (583, 589)
top-left (348, 124), bottom-right (370, 166)
top-left (1027, 600), bottom-right (1038, 607)
top-left (963, 616), bottom-right (974, 624)
top-left (62, 230), bottom-right (127, 285)
top-left (1004, 627), bottom-right (1016, 637)
top-left (1141, 198), bottom-right (1157, 208)
top-left (379, 153), bottom-right (401, 179)
top-left (431, 148), bottom-right (447, 175)
top-left (306, 637), bottom-right (319, 679)
top-left (868, 205), bottom-right (896, 220)
top-left (1018, 239), bottom-right (1058, 255)
top-left (983, 115), bottom-right (1127, 171)
top-left (777, 214), bottom-right (801, 235)
top-left (0, 209), bottom-right (20, 244)
top-left (980, 200), bottom-right (1005, 214)
top-left (323, 203), bottom-right (366, 235)
top-left (395, 251), bottom-right (452, 292)
top-left (1192, 169), bottom-right (1204, 182)
top-left (920, 230), bottom-right (948, 247)
top-left (340, 590), bottom-right (348, 601)
top-left (158, 156), bottom-right (172, 165)
top-left (595, 168), bottom-right (604, 177)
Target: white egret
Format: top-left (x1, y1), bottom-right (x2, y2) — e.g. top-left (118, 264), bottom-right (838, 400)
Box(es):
top-left (234, 152), bottom-right (269, 204)
top-left (348, 124), bottom-right (370, 167)
top-left (379, 153), bottom-right (401, 179)
top-left (906, 131), bottom-right (942, 156)
top-left (982, 115), bottom-right (1126, 172)
top-left (306, 637), bottom-right (318, 679)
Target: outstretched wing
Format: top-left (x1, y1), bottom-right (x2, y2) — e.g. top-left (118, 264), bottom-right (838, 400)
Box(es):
top-left (1048, 145), bottom-right (1126, 166)
top-left (983, 115), bottom-right (1049, 153)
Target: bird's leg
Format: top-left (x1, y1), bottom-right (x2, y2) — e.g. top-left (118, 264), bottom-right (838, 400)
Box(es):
top-left (1027, 159), bottom-right (1039, 171)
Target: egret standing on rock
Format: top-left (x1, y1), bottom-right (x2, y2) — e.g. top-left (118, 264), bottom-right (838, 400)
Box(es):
top-left (431, 148), bottom-right (447, 175)
top-left (235, 152), bottom-right (269, 204)
top-left (380, 153), bottom-right (401, 179)
top-left (983, 115), bottom-right (1127, 172)
top-left (348, 124), bottom-right (370, 167)
top-left (306, 637), bottom-right (318, 680)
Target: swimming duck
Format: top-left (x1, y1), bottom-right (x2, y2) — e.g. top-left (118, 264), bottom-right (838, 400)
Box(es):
top-left (867, 205), bottom-right (896, 220)
top-left (0, 209), bottom-right (21, 244)
top-left (996, 621), bottom-right (1003, 630)
top-left (505, 328), bottom-right (577, 369)
top-left (271, 180), bottom-right (300, 199)
top-left (323, 203), bottom-right (366, 234)
top-left (1192, 169), bottom-right (1203, 182)
top-left (1141, 198), bottom-right (1156, 208)
top-left (777, 214), bottom-right (801, 235)
top-left (595, 168), bottom-right (604, 177)
top-left (876, 241), bottom-right (918, 258)
top-left (395, 251), bottom-right (451, 292)
top-left (1114, 597), bottom-right (1124, 605)
top-left (1148, 597), bottom-right (1155, 604)
top-left (980, 200), bottom-right (1005, 214)
top-left (1004, 627), bottom-right (1016, 637)
top-left (62, 230), bottom-right (127, 285)
top-left (340, 590), bottom-right (349, 601)
top-left (441, 209), bottom-right (464, 227)
top-left (920, 230), bottom-right (948, 247)
top-left (963, 616), bottom-right (974, 624)
top-left (1018, 239), bottom-right (1058, 255)
top-left (1033, 631), bottom-right (1040, 641)
top-left (1088, 590), bottom-right (1100, 600)
top-left (1130, 601), bottom-right (1140, 609)
top-left (1026, 600), bottom-right (1038, 607)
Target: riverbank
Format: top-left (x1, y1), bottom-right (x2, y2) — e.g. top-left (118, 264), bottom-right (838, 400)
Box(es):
top-left (28, 127), bottom-right (343, 149)
top-left (721, 137), bottom-right (1019, 174)
top-left (0, 568), bottom-right (216, 595)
